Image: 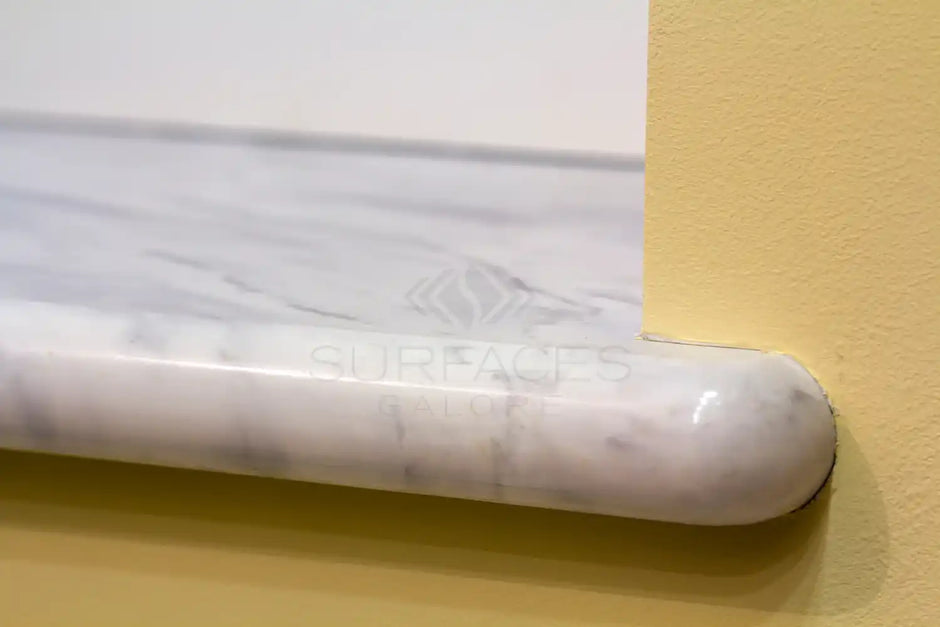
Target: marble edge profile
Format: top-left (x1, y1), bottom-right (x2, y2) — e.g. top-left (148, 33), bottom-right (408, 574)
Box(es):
top-left (0, 300), bottom-right (836, 525)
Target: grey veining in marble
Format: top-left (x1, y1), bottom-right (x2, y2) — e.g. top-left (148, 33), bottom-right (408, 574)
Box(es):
top-left (0, 123), bottom-right (835, 525)
top-left (0, 125), bottom-right (643, 345)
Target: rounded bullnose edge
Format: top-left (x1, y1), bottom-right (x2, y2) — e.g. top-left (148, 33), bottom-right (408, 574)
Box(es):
top-left (774, 353), bottom-right (838, 516)
top-left (720, 351), bottom-right (837, 525)
top-left (633, 339), bottom-right (838, 525)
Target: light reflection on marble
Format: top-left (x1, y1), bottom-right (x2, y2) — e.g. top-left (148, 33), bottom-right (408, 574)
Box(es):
top-left (0, 125), bottom-right (835, 525)
top-left (0, 126), bottom-right (642, 344)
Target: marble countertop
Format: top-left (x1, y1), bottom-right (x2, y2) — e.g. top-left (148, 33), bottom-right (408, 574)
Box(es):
top-left (0, 122), bottom-right (835, 526)
top-left (0, 124), bottom-right (643, 345)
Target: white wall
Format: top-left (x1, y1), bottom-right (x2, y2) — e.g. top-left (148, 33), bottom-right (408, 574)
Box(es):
top-left (0, 0), bottom-right (648, 154)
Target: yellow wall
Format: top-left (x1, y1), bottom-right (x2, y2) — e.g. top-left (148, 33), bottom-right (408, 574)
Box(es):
top-left (643, 0), bottom-right (940, 624)
top-left (2, 1), bottom-right (938, 625)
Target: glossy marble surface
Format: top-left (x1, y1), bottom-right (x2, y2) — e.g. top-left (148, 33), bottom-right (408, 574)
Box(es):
top-left (0, 125), bottom-right (643, 344)
top-left (0, 124), bottom-right (835, 525)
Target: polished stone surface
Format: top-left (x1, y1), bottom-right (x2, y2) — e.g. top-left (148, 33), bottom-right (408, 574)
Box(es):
top-left (0, 125), bottom-right (643, 345)
top-left (0, 124), bottom-right (835, 525)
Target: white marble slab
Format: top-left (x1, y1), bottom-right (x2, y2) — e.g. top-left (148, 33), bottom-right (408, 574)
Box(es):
top-left (0, 124), bottom-right (835, 525)
top-left (0, 125), bottom-right (643, 344)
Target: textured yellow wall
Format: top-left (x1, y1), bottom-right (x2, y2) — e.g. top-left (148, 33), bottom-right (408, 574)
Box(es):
top-left (2, 2), bottom-right (938, 626)
top-left (644, 0), bottom-right (940, 624)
